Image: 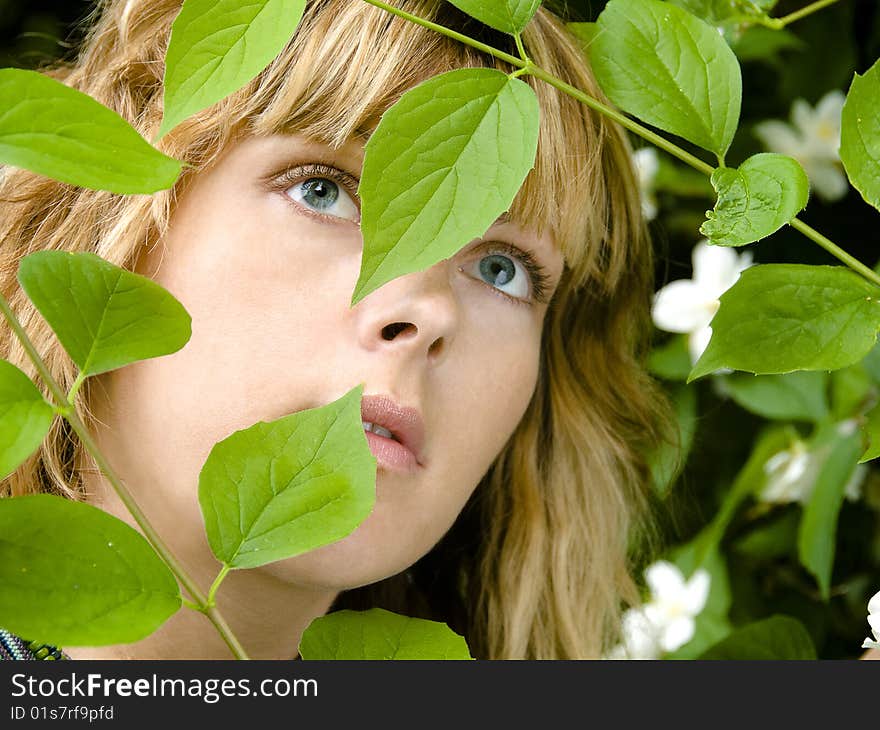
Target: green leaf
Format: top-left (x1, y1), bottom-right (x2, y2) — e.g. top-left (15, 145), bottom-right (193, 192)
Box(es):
top-left (648, 334), bottom-right (692, 380)
top-left (700, 154), bottom-right (809, 246)
top-left (733, 508), bottom-right (800, 561)
top-left (591, 0), bottom-right (742, 158)
top-left (567, 22), bottom-right (598, 55)
top-left (698, 615), bottom-right (816, 659)
top-left (159, 0), bottom-right (306, 139)
top-left (18, 252), bottom-right (192, 378)
top-left (354, 69), bottom-right (540, 304)
top-left (830, 364), bottom-right (873, 420)
top-left (797, 424), bottom-right (863, 600)
top-left (668, 0), bottom-right (777, 29)
top-left (690, 424), bottom-right (797, 560)
top-left (0, 361), bottom-right (54, 479)
top-left (0, 494), bottom-right (180, 646)
top-left (299, 608), bottom-right (472, 660)
top-left (840, 57), bottom-right (880, 211)
top-left (0, 69), bottom-right (181, 194)
top-left (446, 0), bottom-right (541, 34)
top-left (199, 385), bottom-right (375, 569)
top-left (718, 371), bottom-right (829, 422)
top-left (649, 382), bottom-right (697, 497)
top-left (665, 545), bottom-right (732, 659)
top-left (730, 26), bottom-right (805, 63)
top-left (859, 401), bottom-right (880, 463)
top-left (689, 265), bottom-right (880, 381)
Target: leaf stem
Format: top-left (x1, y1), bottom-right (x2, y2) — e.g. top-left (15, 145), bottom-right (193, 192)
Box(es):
top-left (762, 0), bottom-right (843, 29)
top-left (359, 0), bottom-right (523, 66)
top-left (0, 291), bottom-right (250, 660)
top-left (790, 218), bottom-right (880, 288)
top-left (514, 32), bottom-right (530, 64)
top-left (207, 564), bottom-right (232, 608)
top-left (67, 370), bottom-right (86, 406)
top-left (525, 64), bottom-right (717, 176)
top-left (358, 0), bottom-right (879, 288)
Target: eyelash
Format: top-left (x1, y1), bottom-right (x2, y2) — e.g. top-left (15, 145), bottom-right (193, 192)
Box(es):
top-left (269, 165), bottom-right (551, 306)
top-left (269, 162), bottom-right (360, 220)
top-left (466, 241), bottom-right (552, 307)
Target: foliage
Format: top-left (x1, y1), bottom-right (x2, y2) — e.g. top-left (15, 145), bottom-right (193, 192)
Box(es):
top-left (0, 0), bottom-right (878, 660)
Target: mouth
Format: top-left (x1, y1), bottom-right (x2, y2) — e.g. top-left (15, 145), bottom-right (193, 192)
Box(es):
top-left (361, 394), bottom-right (426, 473)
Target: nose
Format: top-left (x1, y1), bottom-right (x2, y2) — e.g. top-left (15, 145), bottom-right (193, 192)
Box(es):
top-left (353, 259), bottom-right (459, 363)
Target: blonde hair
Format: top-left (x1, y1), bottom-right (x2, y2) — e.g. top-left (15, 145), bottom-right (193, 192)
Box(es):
top-left (0, 0), bottom-right (672, 658)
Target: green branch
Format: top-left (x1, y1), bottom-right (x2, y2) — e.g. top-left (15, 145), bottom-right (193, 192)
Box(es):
top-left (0, 293), bottom-right (250, 660)
top-left (357, 0), bottom-right (876, 288)
top-left (759, 0), bottom-right (843, 29)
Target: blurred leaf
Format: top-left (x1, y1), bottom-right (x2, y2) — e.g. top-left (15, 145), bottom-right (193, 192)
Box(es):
top-left (354, 69), bottom-right (539, 304)
top-left (840, 57), bottom-right (880, 212)
top-left (698, 615), bottom-right (816, 659)
top-left (653, 155), bottom-right (715, 198)
top-left (567, 22), bottom-right (598, 55)
top-left (700, 154), bottom-right (809, 247)
top-left (689, 265), bottom-right (880, 381)
top-left (861, 340), bottom-right (880, 383)
top-left (0, 68), bottom-right (181, 194)
top-left (830, 364), bottom-right (874, 420)
top-left (691, 424), bottom-right (797, 560)
top-left (591, 0), bottom-right (742, 158)
top-left (0, 360), bottom-right (53, 480)
top-left (650, 382), bottom-right (698, 497)
top-left (648, 334), bottom-right (692, 380)
top-left (731, 26), bottom-right (805, 63)
top-left (0, 494), bottom-right (180, 646)
top-left (665, 544), bottom-right (732, 659)
top-left (733, 508), bottom-right (800, 560)
top-left (299, 608), bottom-right (472, 660)
top-left (447, 0), bottom-right (541, 34)
top-left (199, 385), bottom-right (376, 569)
top-left (159, 0), bottom-right (306, 139)
top-left (859, 402), bottom-right (880, 463)
top-left (668, 0), bottom-right (777, 28)
top-left (718, 371), bottom-right (829, 422)
top-left (797, 425), bottom-right (863, 600)
top-left (18, 252), bottom-right (192, 378)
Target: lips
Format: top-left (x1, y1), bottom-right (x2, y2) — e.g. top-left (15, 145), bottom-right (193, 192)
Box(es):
top-left (360, 394), bottom-right (426, 471)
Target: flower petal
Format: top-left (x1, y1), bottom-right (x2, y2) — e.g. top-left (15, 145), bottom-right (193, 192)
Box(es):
top-left (660, 616), bottom-right (695, 652)
top-left (754, 120), bottom-right (803, 157)
top-left (815, 90), bottom-right (845, 125)
top-left (645, 560), bottom-right (686, 599)
top-left (692, 241), bottom-right (747, 295)
top-left (683, 568), bottom-right (711, 615)
top-left (652, 280), bottom-right (714, 333)
top-left (807, 161), bottom-right (848, 202)
top-left (688, 326), bottom-right (714, 365)
top-left (867, 589), bottom-right (880, 616)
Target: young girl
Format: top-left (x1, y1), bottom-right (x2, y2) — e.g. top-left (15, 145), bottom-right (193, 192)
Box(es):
top-left (0, 0), bottom-right (671, 660)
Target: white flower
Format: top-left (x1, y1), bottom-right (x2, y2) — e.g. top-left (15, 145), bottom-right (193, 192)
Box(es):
top-left (632, 146), bottom-right (660, 221)
top-left (608, 607), bottom-right (663, 660)
top-left (754, 90), bottom-right (848, 202)
top-left (651, 240), bottom-right (753, 363)
top-left (610, 561), bottom-right (711, 659)
top-left (760, 421), bottom-right (868, 505)
top-left (760, 440), bottom-right (816, 504)
top-left (861, 590), bottom-right (880, 650)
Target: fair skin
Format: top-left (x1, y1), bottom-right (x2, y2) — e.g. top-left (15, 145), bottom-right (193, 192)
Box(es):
top-left (68, 133), bottom-right (565, 659)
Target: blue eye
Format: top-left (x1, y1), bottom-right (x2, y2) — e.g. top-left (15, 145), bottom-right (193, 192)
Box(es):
top-left (469, 252), bottom-right (530, 300)
top-left (285, 176), bottom-right (359, 222)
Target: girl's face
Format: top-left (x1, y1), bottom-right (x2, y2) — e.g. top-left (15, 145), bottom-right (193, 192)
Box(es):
top-left (89, 134), bottom-right (564, 590)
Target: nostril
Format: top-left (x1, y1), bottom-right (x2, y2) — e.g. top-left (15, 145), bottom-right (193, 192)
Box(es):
top-left (381, 322), bottom-right (414, 340)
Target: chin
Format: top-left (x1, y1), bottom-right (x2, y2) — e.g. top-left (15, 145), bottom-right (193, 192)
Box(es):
top-left (261, 524), bottom-right (429, 592)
